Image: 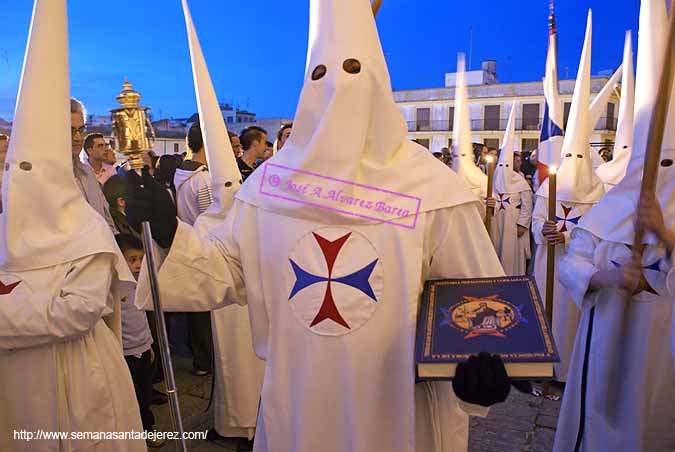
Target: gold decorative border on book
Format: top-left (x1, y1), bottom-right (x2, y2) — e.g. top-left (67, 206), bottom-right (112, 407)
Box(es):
top-left (424, 276), bottom-right (556, 360)
top-left (423, 284), bottom-right (436, 358)
top-left (526, 278), bottom-right (555, 355)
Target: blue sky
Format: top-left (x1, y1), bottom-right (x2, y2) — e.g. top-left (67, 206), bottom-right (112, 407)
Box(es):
top-left (0, 0), bottom-right (638, 121)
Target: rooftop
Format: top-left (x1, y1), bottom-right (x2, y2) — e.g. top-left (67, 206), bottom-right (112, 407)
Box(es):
top-left (394, 76), bottom-right (613, 103)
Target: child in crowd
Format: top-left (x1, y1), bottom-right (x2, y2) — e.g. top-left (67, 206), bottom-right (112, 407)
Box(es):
top-left (115, 233), bottom-right (165, 449)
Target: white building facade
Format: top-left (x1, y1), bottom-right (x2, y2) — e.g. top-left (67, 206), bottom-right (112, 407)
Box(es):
top-left (394, 61), bottom-right (618, 154)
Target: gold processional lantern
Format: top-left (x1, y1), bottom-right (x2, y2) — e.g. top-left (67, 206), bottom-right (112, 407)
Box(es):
top-left (110, 78), bottom-right (189, 450)
top-left (110, 78), bottom-right (156, 170)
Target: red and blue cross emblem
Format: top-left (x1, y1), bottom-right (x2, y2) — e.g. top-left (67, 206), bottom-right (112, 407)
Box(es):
top-left (496, 193), bottom-right (511, 211)
top-left (556, 204), bottom-right (582, 232)
top-left (289, 232), bottom-right (379, 330)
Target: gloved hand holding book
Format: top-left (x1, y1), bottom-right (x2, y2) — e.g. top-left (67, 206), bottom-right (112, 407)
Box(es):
top-left (452, 352), bottom-right (510, 407)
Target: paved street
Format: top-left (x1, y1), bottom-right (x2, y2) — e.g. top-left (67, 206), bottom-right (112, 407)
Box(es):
top-left (152, 355), bottom-right (561, 452)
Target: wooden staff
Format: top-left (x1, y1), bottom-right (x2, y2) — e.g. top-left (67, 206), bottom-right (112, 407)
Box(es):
top-left (629, 11), bottom-right (675, 299)
top-left (543, 165), bottom-right (557, 396)
top-left (372, 0), bottom-right (383, 15)
top-left (485, 155), bottom-right (495, 231)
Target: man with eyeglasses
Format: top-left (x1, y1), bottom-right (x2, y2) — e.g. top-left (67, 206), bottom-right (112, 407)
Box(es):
top-left (70, 97), bottom-right (117, 232)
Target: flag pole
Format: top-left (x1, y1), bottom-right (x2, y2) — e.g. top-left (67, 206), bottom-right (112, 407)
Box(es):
top-left (542, 164), bottom-right (557, 396)
top-left (485, 155), bottom-right (495, 231)
top-left (545, 166), bottom-right (557, 326)
top-left (538, 0), bottom-right (559, 184)
top-left (629, 11), bottom-right (675, 298)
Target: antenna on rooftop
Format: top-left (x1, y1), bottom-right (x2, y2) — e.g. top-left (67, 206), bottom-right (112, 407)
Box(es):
top-left (468, 25), bottom-right (474, 70)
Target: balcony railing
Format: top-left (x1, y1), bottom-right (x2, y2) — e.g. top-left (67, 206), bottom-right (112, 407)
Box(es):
top-left (407, 117), bottom-right (618, 133)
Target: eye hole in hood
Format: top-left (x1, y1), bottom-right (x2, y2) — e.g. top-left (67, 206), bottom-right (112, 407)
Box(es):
top-left (311, 64), bottom-right (327, 81)
top-left (343, 58), bottom-right (362, 74)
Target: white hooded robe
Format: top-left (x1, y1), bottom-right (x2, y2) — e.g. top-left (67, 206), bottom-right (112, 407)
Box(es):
top-left (532, 11), bottom-right (604, 382)
top-left (451, 53), bottom-right (487, 204)
top-left (0, 1), bottom-right (144, 450)
top-left (182, 0), bottom-right (263, 438)
top-left (137, 1), bottom-right (505, 451)
top-left (490, 101), bottom-right (533, 276)
top-left (553, 2), bottom-right (675, 450)
top-left (595, 30), bottom-right (635, 192)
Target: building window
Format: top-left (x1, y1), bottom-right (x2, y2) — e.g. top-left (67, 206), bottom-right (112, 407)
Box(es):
top-left (484, 138), bottom-right (500, 150)
top-left (522, 104), bottom-right (540, 131)
top-left (227, 117), bottom-right (233, 123)
top-left (416, 108), bottom-right (431, 131)
top-left (174, 143), bottom-right (179, 153)
top-left (606, 103), bottom-right (616, 130)
top-left (563, 102), bottom-right (572, 130)
top-left (448, 107), bottom-right (455, 131)
top-left (414, 138), bottom-right (430, 149)
top-left (521, 138), bottom-right (539, 152)
top-left (484, 105), bottom-right (501, 130)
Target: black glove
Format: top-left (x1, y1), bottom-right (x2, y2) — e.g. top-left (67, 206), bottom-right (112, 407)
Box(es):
top-left (452, 352), bottom-right (510, 407)
top-left (124, 167), bottom-right (178, 249)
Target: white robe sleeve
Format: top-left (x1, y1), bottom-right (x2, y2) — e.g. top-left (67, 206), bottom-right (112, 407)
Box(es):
top-left (142, 204), bottom-right (246, 312)
top-left (422, 202), bottom-right (506, 419)
top-left (531, 196), bottom-right (547, 246)
top-left (0, 254), bottom-right (113, 352)
top-left (424, 202), bottom-right (505, 280)
top-left (558, 228), bottom-right (601, 310)
top-left (517, 190), bottom-right (534, 229)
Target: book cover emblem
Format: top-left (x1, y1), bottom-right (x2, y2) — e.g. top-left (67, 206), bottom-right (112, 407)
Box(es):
top-left (417, 276), bottom-right (558, 364)
top-left (441, 295), bottom-right (526, 340)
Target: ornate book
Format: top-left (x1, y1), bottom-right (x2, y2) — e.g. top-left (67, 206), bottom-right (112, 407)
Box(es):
top-left (416, 276), bottom-right (559, 379)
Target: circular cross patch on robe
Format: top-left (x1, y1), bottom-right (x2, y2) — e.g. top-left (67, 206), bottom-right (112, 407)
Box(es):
top-left (287, 227), bottom-right (383, 336)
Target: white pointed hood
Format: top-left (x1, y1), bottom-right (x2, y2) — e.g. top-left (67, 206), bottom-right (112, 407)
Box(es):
top-left (589, 65), bottom-right (622, 131)
top-left (181, 0), bottom-right (242, 233)
top-left (579, 0), bottom-right (674, 245)
top-left (537, 11), bottom-right (604, 204)
top-left (235, 0), bottom-right (476, 223)
top-left (451, 53), bottom-right (487, 196)
top-left (0, 0), bottom-right (133, 292)
top-left (494, 100), bottom-right (530, 195)
top-left (595, 30), bottom-right (635, 189)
